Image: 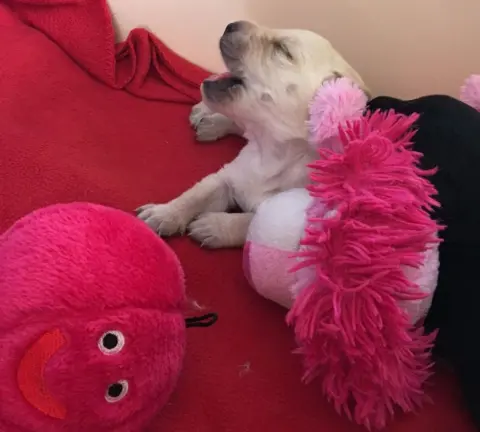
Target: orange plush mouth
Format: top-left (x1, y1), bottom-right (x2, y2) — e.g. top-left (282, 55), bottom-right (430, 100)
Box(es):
top-left (17, 329), bottom-right (67, 419)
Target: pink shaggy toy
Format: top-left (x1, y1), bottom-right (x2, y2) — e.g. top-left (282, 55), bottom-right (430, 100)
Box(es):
top-left (288, 79), bottom-right (442, 429)
top-left (460, 74), bottom-right (480, 111)
top-left (0, 203), bottom-right (216, 432)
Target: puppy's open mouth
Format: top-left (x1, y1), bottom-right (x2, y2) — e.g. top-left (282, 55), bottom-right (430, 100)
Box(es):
top-left (202, 72), bottom-right (244, 103)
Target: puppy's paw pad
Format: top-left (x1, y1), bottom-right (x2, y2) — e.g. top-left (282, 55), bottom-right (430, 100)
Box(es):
top-left (188, 213), bottom-right (229, 248)
top-left (137, 203), bottom-right (187, 237)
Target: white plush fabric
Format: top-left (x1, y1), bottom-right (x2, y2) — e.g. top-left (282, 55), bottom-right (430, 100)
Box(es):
top-left (245, 188), bottom-right (439, 325)
top-left (247, 188), bottom-right (311, 249)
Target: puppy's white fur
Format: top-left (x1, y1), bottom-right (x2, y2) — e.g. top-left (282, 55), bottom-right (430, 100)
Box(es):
top-left (138, 23), bottom-right (366, 248)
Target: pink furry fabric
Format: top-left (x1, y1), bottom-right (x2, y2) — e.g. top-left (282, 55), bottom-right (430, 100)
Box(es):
top-left (308, 77), bottom-right (367, 151)
top-left (460, 74), bottom-right (480, 112)
top-left (287, 110), bottom-right (442, 430)
top-left (0, 203), bottom-right (186, 432)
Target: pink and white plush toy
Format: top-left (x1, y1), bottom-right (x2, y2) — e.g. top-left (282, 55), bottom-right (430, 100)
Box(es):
top-left (243, 78), bottom-right (442, 429)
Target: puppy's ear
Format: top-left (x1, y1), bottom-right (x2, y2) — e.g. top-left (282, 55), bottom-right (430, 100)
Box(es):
top-left (323, 71), bottom-right (372, 100)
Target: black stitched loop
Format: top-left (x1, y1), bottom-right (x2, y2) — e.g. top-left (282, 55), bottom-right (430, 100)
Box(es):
top-left (185, 313), bottom-right (218, 328)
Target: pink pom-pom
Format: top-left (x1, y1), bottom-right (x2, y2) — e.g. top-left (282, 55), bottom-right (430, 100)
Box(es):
top-left (308, 77), bottom-right (368, 150)
top-left (460, 74), bottom-right (480, 112)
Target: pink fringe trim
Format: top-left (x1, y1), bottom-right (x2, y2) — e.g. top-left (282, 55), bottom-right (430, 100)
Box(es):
top-left (287, 110), bottom-right (442, 430)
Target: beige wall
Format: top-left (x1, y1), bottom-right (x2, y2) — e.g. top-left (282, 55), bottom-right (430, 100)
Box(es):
top-left (109, 0), bottom-right (480, 99)
top-left (109, 0), bottom-right (247, 74)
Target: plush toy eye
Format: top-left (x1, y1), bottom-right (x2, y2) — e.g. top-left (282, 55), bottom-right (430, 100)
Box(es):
top-left (98, 330), bottom-right (125, 355)
top-left (105, 380), bottom-right (129, 403)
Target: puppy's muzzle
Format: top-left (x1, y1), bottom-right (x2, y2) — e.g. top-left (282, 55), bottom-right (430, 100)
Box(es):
top-left (219, 21), bottom-right (253, 71)
top-left (202, 75), bottom-right (244, 103)
top-left (224, 21), bottom-right (244, 34)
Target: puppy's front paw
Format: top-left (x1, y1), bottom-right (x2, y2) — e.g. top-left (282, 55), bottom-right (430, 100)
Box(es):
top-left (195, 116), bottom-right (227, 142)
top-left (188, 212), bottom-right (231, 248)
top-left (189, 102), bottom-right (212, 128)
top-left (136, 203), bottom-right (188, 237)
top-left (189, 102), bottom-right (233, 142)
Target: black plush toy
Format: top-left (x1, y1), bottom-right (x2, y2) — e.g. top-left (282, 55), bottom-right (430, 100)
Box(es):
top-left (368, 80), bottom-right (480, 428)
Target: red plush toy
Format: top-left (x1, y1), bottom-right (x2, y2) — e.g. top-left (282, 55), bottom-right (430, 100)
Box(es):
top-left (0, 203), bottom-right (217, 432)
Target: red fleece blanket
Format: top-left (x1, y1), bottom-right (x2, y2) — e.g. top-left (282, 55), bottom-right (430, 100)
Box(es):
top-left (0, 1), bottom-right (475, 431)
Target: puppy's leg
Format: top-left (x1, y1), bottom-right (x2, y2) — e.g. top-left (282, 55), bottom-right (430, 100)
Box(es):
top-left (190, 101), bottom-right (243, 142)
top-left (137, 172), bottom-right (230, 237)
top-left (188, 212), bottom-right (253, 249)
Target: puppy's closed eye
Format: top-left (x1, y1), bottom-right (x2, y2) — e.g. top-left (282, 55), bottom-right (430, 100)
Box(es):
top-left (272, 39), bottom-right (294, 61)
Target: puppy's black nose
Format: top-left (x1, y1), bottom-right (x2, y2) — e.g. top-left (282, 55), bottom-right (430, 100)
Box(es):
top-left (224, 21), bottom-right (242, 34)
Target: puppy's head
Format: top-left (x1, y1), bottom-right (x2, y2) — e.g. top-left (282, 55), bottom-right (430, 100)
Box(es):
top-left (202, 21), bottom-right (368, 142)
